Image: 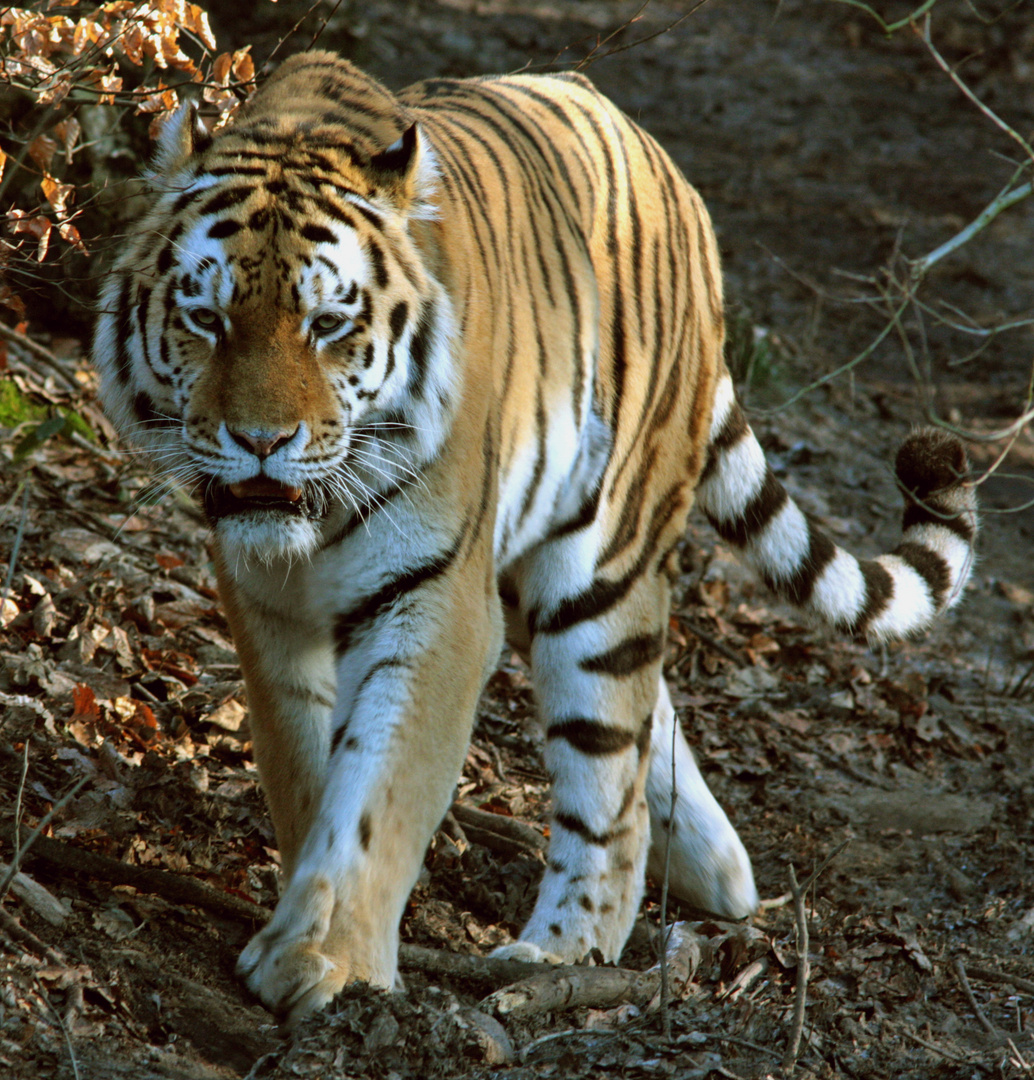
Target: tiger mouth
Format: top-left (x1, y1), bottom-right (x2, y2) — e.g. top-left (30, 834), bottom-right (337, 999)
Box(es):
top-left (202, 476), bottom-right (314, 521)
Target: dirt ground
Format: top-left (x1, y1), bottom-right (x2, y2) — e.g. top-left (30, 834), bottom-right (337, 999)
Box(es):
top-left (2, 1), bottom-right (1033, 1078)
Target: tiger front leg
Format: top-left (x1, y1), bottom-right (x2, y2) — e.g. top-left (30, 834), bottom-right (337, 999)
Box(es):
top-left (493, 598), bottom-right (664, 966)
top-left (235, 546), bottom-right (502, 1026)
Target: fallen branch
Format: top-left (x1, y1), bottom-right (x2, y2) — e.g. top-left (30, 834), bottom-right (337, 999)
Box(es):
top-left (964, 965), bottom-right (1034, 997)
top-left (894, 1022), bottom-right (991, 1071)
top-left (0, 904), bottom-right (65, 963)
top-left (682, 617), bottom-right (747, 667)
top-left (478, 922), bottom-right (706, 1020)
top-left (397, 944), bottom-right (555, 992)
top-left (0, 825), bottom-right (266, 923)
top-left (449, 802), bottom-right (546, 858)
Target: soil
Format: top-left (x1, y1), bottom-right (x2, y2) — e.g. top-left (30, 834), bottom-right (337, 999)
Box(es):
top-left (2, 2), bottom-right (1033, 1079)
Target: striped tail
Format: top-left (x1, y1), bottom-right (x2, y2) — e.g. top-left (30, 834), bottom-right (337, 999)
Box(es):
top-left (695, 376), bottom-right (978, 643)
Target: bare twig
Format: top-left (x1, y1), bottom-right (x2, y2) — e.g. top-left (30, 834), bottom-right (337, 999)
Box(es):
top-left (575, 0), bottom-right (714, 69)
top-left (657, 699), bottom-right (678, 1038)
top-left (1, 482), bottom-right (30, 619)
top-left (0, 323), bottom-right (80, 394)
top-left (479, 963), bottom-right (661, 1020)
top-left (782, 864), bottom-right (810, 1074)
top-left (0, 904), bottom-right (64, 962)
top-left (963, 966), bottom-right (1034, 997)
top-left (830, 0), bottom-right (938, 35)
top-left (37, 977), bottom-right (81, 1080)
top-left (893, 1022), bottom-right (991, 1070)
top-left (782, 841), bottom-right (849, 1073)
top-left (916, 15), bottom-right (1034, 165)
top-left (682, 617), bottom-right (747, 667)
top-left (0, 775), bottom-right (89, 904)
top-left (955, 958), bottom-right (1005, 1044)
top-left (11, 739), bottom-right (30, 876)
top-left (908, 174), bottom-right (1033, 284)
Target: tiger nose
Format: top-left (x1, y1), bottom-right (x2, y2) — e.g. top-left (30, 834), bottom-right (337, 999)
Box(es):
top-left (228, 426), bottom-right (299, 459)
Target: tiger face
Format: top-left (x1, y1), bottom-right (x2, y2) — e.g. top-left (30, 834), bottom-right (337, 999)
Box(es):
top-left (95, 108), bottom-right (454, 562)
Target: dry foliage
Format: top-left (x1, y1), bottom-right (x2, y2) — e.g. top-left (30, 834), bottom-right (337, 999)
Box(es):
top-left (0, 0), bottom-right (256, 317)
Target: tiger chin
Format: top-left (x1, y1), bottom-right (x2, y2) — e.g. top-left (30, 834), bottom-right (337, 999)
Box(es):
top-left (93, 50), bottom-right (977, 1027)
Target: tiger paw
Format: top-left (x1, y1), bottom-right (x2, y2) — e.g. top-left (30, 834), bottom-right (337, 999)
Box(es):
top-left (489, 940), bottom-right (564, 965)
top-left (238, 930), bottom-right (348, 1027)
top-left (237, 872), bottom-right (395, 1027)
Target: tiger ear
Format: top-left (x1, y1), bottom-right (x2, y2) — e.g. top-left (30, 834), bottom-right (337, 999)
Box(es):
top-left (368, 124), bottom-right (438, 217)
top-left (152, 104), bottom-right (213, 177)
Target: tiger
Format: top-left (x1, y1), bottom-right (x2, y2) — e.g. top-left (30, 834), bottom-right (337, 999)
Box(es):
top-left (92, 51), bottom-right (978, 1025)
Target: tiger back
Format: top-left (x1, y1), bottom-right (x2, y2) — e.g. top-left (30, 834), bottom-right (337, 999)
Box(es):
top-left (93, 51), bottom-right (976, 1025)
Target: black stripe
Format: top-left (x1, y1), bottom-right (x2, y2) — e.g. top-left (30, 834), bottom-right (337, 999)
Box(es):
top-left (579, 632), bottom-right (664, 677)
top-left (553, 812), bottom-right (628, 847)
top-left (635, 713), bottom-right (652, 758)
top-left (112, 276), bottom-right (134, 384)
top-left (358, 814), bottom-right (372, 851)
top-left (132, 391), bottom-right (163, 426)
top-left (320, 485), bottom-right (404, 549)
top-left (892, 541), bottom-right (952, 608)
top-left (356, 657), bottom-right (410, 698)
top-left (207, 165), bottom-right (270, 177)
top-left (517, 386), bottom-right (548, 525)
top-left (544, 476), bottom-right (604, 541)
top-left (901, 501), bottom-right (975, 544)
top-left (207, 219), bottom-right (240, 239)
top-left (547, 719), bottom-right (636, 755)
top-left (301, 222), bottom-right (336, 245)
top-left (765, 522), bottom-right (837, 609)
top-left (598, 447), bottom-right (657, 565)
top-left (333, 535), bottom-right (462, 654)
top-left (367, 240), bottom-right (389, 288)
top-left (533, 483), bottom-right (684, 635)
top-left (408, 305), bottom-right (433, 400)
top-left (388, 301), bottom-right (408, 342)
top-left (156, 244), bottom-right (174, 276)
top-left (329, 721), bottom-right (349, 756)
top-left (197, 185), bottom-right (255, 217)
top-left (708, 466), bottom-right (788, 549)
top-left (699, 403), bottom-right (749, 484)
top-left (854, 560), bottom-right (896, 635)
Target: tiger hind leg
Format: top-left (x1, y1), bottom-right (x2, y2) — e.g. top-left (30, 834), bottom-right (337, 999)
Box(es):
top-left (645, 677), bottom-right (757, 918)
top-left (494, 551), bottom-right (756, 966)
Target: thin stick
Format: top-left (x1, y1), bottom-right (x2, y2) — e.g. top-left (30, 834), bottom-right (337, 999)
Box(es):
top-left (782, 840), bottom-right (849, 1073)
top-left (682, 618), bottom-right (747, 667)
top-left (964, 965), bottom-right (1034, 996)
top-left (0, 483), bottom-right (29, 617)
top-left (657, 705), bottom-right (678, 1039)
top-left (782, 864), bottom-right (810, 1074)
top-left (11, 739), bottom-right (30, 873)
top-left (0, 905), bottom-right (64, 962)
top-left (895, 1024), bottom-right (986, 1067)
top-left (0, 323), bottom-right (80, 394)
top-left (36, 978), bottom-right (81, 1080)
top-left (954, 958), bottom-right (1003, 1043)
top-left (0, 776), bottom-right (89, 902)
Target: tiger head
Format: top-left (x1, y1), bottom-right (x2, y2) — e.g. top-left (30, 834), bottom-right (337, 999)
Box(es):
top-left (93, 55), bottom-right (456, 562)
